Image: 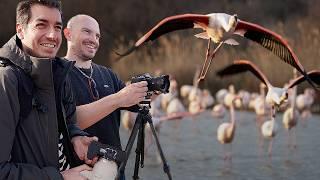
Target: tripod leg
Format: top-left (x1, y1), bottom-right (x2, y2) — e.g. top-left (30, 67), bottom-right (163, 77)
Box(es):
top-left (117, 113), bottom-right (143, 180)
top-left (133, 120), bottom-right (146, 180)
top-left (147, 119), bottom-right (173, 180)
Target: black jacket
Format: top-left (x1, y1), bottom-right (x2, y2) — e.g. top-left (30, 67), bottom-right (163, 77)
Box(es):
top-left (0, 35), bottom-right (87, 180)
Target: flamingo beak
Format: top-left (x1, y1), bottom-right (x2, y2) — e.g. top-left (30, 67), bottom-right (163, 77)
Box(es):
top-left (279, 92), bottom-right (289, 104)
top-left (233, 14), bottom-right (238, 22)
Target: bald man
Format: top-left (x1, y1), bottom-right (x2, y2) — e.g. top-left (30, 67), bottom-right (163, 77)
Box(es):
top-left (63, 15), bottom-right (147, 177)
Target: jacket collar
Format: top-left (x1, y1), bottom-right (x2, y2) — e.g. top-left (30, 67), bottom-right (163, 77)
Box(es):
top-left (0, 35), bottom-right (33, 74)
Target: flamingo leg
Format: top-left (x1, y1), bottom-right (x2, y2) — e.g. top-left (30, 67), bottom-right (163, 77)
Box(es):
top-left (268, 138), bottom-right (273, 159)
top-left (222, 144), bottom-right (231, 170)
top-left (198, 41), bottom-right (224, 82)
top-left (224, 143), bottom-right (233, 170)
top-left (292, 127), bottom-right (297, 149)
top-left (288, 127), bottom-right (297, 150)
top-left (287, 129), bottom-right (291, 148)
top-left (257, 116), bottom-right (264, 158)
top-left (223, 144), bottom-right (227, 161)
top-left (301, 110), bottom-right (310, 128)
top-left (198, 38), bottom-right (211, 84)
top-left (229, 143), bottom-right (233, 164)
top-left (267, 106), bottom-right (276, 159)
top-left (285, 129), bottom-right (291, 160)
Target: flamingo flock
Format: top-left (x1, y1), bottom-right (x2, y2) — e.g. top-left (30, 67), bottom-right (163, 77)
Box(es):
top-left (216, 60), bottom-right (320, 157)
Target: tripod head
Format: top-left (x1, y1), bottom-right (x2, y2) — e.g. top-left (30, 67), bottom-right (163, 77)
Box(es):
top-left (138, 92), bottom-right (153, 109)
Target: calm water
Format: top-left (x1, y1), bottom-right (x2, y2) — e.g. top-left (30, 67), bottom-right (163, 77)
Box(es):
top-left (120, 111), bottom-right (320, 180)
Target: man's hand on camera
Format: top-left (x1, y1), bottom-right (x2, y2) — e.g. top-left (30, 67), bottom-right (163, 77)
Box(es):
top-left (71, 136), bottom-right (99, 165)
top-left (61, 164), bottom-right (92, 180)
top-left (116, 81), bottom-right (148, 107)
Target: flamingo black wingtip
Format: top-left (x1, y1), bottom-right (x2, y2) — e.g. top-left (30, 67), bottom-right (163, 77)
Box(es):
top-left (115, 46), bottom-right (137, 57)
top-left (216, 70), bottom-right (226, 78)
top-left (303, 71), bottom-right (320, 91)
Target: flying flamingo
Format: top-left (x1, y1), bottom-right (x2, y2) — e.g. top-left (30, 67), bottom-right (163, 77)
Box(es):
top-left (216, 60), bottom-right (320, 157)
top-left (217, 96), bottom-right (241, 163)
top-left (216, 60), bottom-right (320, 110)
top-left (117, 13), bottom-right (317, 88)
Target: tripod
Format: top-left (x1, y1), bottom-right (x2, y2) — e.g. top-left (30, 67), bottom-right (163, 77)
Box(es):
top-left (117, 105), bottom-right (173, 180)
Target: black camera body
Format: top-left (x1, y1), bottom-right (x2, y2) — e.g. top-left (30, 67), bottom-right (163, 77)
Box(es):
top-left (131, 73), bottom-right (170, 94)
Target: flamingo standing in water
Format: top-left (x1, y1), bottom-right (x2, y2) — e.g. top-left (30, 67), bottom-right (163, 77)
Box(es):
top-left (260, 106), bottom-right (279, 157)
top-left (217, 96), bottom-right (241, 163)
top-left (296, 88), bottom-right (316, 127)
top-left (216, 60), bottom-right (320, 157)
top-left (282, 69), bottom-right (299, 150)
top-left (117, 13), bottom-right (316, 88)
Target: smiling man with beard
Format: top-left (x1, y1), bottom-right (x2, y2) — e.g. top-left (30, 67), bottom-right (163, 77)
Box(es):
top-left (63, 15), bottom-right (148, 179)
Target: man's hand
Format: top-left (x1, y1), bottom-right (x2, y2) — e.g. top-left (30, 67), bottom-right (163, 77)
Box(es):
top-left (71, 136), bottom-right (99, 165)
top-left (116, 81), bottom-right (148, 107)
top-left (61, 164), bottom-right (92, 180)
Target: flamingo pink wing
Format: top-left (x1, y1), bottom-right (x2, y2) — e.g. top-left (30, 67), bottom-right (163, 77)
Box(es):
top-left (288, 70), bottom-right (320, 88)
top-left (135, 14), bottom-right (209, 46)
top-left (117, 14), bottom-right (209, 57)
top-left (235, 20), bottom-right (306, 75)
top-left (216, 60), bottom-right (270, 86)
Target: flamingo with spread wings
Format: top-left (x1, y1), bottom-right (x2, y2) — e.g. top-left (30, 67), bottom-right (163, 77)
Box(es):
top-left (117, 13), bottom-right (316, 88)
top-left (216, 60), bottom-right (320, 108)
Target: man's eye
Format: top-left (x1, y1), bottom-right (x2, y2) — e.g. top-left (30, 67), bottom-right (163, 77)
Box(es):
top-left (55, 26), bottom-right (62, 31)
top-left (36, 24), bottom-right (46, 28)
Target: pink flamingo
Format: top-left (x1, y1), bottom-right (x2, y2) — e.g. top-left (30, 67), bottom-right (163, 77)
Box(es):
top-left (282, 69), bottom-right (299, 150)
top-left (217, 96), bottom-right (241, 163)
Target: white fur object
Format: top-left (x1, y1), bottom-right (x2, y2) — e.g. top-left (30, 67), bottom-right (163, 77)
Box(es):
top-left (80, 158), bottom-right (118, 180)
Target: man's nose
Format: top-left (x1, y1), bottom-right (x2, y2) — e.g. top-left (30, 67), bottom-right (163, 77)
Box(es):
top-left (46, 28), bottom-right (59, 40)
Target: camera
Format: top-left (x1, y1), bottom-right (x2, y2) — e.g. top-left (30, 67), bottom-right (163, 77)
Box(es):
top-left (131, 73), bottom-right (170, 94)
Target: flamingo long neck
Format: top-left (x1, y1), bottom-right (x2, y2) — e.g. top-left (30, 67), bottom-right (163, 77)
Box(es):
top-left (260, 84), bottom-right (266, 98)
top-left (193, 66), bottom-right (201, 88)
top-left (270, 105), bottom-right (276, 130)
top-left (291, 69), bottom-right (298, 118)
top-left (230, 99), bottom-right (236, 128)
top-left (260, 84), bottom-right (266, 110)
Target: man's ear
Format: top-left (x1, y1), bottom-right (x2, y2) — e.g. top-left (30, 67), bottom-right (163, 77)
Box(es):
top-left (63, 28), bottom-right (71, 40)
top-left (16, 23), bottom-right (24, 40)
